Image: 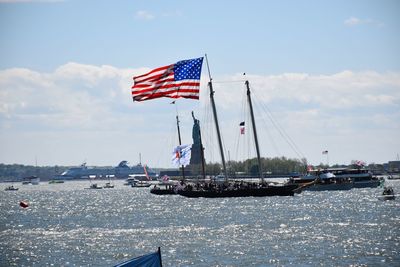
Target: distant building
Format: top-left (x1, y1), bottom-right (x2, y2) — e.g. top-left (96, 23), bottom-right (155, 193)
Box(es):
top-left (387, 161), bottom-right (400, 173)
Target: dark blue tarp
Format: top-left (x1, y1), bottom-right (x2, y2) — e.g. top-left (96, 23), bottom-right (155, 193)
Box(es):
top-left (114, 248), bottom-right (162, 267)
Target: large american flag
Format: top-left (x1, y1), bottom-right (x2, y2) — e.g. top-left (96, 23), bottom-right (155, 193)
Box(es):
top-left (131, 57), bottom-right (203, 102)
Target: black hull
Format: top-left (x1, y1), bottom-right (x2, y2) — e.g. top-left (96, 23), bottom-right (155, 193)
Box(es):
top-left (178, 184), bottom-right (298, 198)
top-left (150, 188), bottom-right (176, 195)
top-left (353, 180), bottom-right (380, 188)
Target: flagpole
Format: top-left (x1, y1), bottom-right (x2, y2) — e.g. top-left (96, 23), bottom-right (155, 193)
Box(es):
top-left (327, 152), bottom-right (329, 167)
top-left (205, 54), bottom-right (228, 180)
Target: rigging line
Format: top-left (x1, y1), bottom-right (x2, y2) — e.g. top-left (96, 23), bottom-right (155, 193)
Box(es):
top-left (155, 103), bottom-right (181, 168)
top-left (157, 114), bottom-right (179, 168)
top-left (251, 86), bottom-right (306, 160)
top-left (212, 80), bottom-right (247, 84)
top-left (263, 102), bottom-right (304, 160)
top-left (202, 96), bottom-right (216, 164)
top-left (252, 96), bottom-right (282, 157)
top-left (234, 87), bottom-right (248, 162)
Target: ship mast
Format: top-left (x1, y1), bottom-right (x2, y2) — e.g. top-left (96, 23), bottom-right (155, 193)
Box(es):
top-left (245, 80), bottom-right (263, 182)
top-left (176, 115), bottom-right (185, 180)
top-left (205, 55), bottom-right (228, 180)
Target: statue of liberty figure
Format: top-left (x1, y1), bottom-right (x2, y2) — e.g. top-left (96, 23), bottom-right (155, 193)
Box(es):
top-left (190, 111), bottom-right (202, 165)
top-left (192, 111), bottom-right (201, 146)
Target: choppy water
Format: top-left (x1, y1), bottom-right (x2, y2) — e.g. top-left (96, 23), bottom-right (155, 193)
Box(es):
top-left (1, 179), bottom-right (399, 266)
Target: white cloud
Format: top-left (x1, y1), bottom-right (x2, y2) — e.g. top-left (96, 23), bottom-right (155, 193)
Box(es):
top-left (0, 63), bottom-right (399, 167)
top-left (135, 10), bottom-right (155, 20)
top-left (344, 16), bottom-right (384, 27)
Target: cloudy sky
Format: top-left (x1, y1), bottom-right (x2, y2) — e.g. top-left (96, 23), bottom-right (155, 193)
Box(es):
top-left (0, 0), bottom-right (399, 168)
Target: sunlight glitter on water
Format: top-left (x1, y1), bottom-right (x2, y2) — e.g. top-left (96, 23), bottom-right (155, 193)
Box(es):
top-left (1, 180), bottom-right (399, 266)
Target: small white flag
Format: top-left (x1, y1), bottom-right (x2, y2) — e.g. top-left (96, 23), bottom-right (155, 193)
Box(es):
top-left (172, 144), bottom-right (192, 167)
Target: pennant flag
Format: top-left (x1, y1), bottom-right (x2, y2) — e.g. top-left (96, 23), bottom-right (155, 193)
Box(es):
top-left (132, 57), bottom-right (203, 102)
top-left (322, 150), bottom-right (328, 154)
top-left (172, 144), bottom-right (192, 167)
top-left (114, 248), bottom-right (162, 267)
top-left (239, 121), bottom-right (245, 135)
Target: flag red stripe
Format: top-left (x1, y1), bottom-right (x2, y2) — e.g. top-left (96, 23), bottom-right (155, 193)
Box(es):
top-left (133, 90), bottom-right (200, 101)
top-left (132, 89), bottom-right (200, 96)
top-left (133, 64), bottom-right (172, 81)
top-left (134, 72), bottom-right (174, 84)
top-left (132, 90), bottom-right (199, 98)
top-left (132, 81), bottom-right (200, 91)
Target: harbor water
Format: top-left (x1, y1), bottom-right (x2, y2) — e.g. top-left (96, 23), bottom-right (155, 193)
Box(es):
top-left (1, 179), bottom-right (399, 266)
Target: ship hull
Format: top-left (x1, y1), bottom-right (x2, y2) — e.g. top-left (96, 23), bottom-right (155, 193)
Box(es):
top-left (352, 180), bottom-right (380, 188)
top-left (150, 188), bottom-right (176, 195)
top-left (305, 183), bottom-right (353, 191)
top-left (178, 184), bottom-right (298, 198)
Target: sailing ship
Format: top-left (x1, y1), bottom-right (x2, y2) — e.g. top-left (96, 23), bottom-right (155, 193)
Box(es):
top-left (131, 56), bottom-right (300, 197)
top-left (177, 69), bottom-right (299, 197)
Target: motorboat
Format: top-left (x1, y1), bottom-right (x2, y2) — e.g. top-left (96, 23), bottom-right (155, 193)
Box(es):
top-left (378, 186), bottom-right (396, 201)
top-left (131, 181), bottom-right (152, 188)
top-left (5, 185), bottom-right (19, 191)
top-left (103, 182), bottom-right (114, 188)
top-left (85, 183), bottom-right (103, 189)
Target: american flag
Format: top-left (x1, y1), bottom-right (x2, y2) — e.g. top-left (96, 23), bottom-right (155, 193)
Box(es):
top-left (240, 121), bottom-right (245, 135)
top-left (131, 57), bottom-right (203, 102)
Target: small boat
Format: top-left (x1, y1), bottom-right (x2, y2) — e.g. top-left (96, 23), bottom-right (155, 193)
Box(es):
top-left (19, 201), bottom-right (29, 208)
top-left (85, 183), bottom-right (103, 189)
top-left (387, 174), bottom-right (400, 180)
top-left (131, 181), bottom-right (152, 188)
top-left (22, 175), bottom-right (40, 185)
top-left (150, 182), bottom-right (179, 195)
top-left (104, 182), bottom-right (114, 188)
top-left (48, 179), bottom-right (65, 184)
top-left (378, 186), bottom-right (396, 201)
top-left (5, 185), bottom-right (19, 191)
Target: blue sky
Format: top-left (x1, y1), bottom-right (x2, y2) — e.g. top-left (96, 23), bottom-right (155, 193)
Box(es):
top-left (0, 0), bottom-right (399, 168)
